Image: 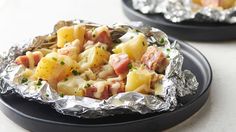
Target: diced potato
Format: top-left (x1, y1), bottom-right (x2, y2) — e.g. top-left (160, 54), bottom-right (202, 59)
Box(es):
top-left (78, 44), bottom-right (110, 71)
top-left (57, 76), bottom-right (85, 96)
top-left (57, 24), bottom-right (86, 48)
top-left (154, 82), bottom-right (164, 96)
top-left (125, 69), bottom-right (152, 94)
top-left (112, 33), bottom-right (147, 61)
top-left (34, 52), bottom-right (76, 88)
top-left (92, 25), bottom-right (110, 38)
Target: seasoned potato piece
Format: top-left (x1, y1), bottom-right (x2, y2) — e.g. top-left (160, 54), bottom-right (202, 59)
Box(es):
top-left (125, 69), bottom-right (152, 94)
top-left (57, 24), bottom-right (86, 48)
top-left (112, 33), bottom-right (147, 61)
top-left (34, 52), bottom-right (76, 88)
top-left (78, 44), bottom-right (110, 71)
top-left (57, 76), bottom-right (85, 96)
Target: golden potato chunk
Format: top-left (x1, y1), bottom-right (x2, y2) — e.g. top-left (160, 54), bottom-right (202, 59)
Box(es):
top-left (125, 69), bottom-right (152, 94)
top-left (78, 44), bottom-right (110, 71)
top-left (112, 33), bottom-right (147, 61)
top-left (57, 76), bottom-right (85, 96)
top-left (34, 52), bottom-right (76, 88)
top-left (57, 24), bottom-right (86, 48)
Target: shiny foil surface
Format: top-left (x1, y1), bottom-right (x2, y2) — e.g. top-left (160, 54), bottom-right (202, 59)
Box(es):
top-left (132, 0), bottom-right (236, 23)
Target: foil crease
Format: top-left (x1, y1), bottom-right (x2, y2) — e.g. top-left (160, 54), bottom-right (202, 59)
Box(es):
top-left (0, 21), bottom-right (198, 118)
top-left (132, 0), bottom-right (236, 23)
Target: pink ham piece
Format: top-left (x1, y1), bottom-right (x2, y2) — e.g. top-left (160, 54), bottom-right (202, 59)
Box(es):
top-left (141, 46), bottom-right (169, 73)
top-left (109, 53), bottom-right (130, 75)
top-left (15, 51), bottom-right (43, 68)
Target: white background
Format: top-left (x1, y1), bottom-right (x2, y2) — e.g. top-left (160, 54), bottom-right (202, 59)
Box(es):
top-left (0, 0), bottom-right (236, 131)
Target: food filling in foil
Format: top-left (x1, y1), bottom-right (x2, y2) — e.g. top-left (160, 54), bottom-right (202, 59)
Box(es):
top-left (0, 20), bottom-right (198, 118)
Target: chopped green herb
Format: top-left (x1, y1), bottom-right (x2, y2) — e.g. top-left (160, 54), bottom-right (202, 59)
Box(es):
top-left (167, 55), bottom-right (170, 58)
top-left (132, 67), bottom-right (138, 71)
top-left (84, 83), bottom-right (91, 88)
top-left (128, 63), bottom-right (133, 70)
top-left (21, 77), bottom-right (28, 84)
top-left (36, 79), bottom-right (42, 86)
top-left (45, 94), bottom-right (49, 97)
top-left (159, 38), bottom-right (165, 44)
top-left (72, 70), bottom-right (80, 75)
top-left (64, 78), bottom-right (68, 81)
top-left (166, 48), bottom-right (170, 52)
top-left (52, 57), bottom-right (57, 61)
top-left (60, 93), bottom-right (64, 97)
top-left (60, 61), bottom-right (65, 65)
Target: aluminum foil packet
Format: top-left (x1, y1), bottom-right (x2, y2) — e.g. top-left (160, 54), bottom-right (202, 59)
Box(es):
top-left (132, 0), bottom-right (236, 23)
top-left (0, 20), bottom-right (198, 118)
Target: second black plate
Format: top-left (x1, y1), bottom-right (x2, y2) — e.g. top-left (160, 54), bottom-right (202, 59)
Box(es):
top-left (0, 39), bottom-right (212, 132)
top-left (122, 0), bottom-right (236, 41)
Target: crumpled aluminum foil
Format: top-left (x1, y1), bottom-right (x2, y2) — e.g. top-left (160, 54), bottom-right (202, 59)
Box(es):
top-left (0, 20), bottom-right (198, 118)
top-left (132, 0), bottom-right (236, 23)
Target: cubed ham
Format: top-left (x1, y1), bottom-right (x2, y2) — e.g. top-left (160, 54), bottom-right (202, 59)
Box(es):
top-left (94, 31), bottom-right (112, 46)
top-left (84, 81), bottom-right (110, 99)
top-left (15, 51), bottom-right (43, 68)
top-left (108, 80), bottom-right (125, 95)
top-left (84, 27), bottom-right (112, 47)
top-left (109, 53), bottom-right (130, 75)
top-left (141, 46), bottom-right (169, 73)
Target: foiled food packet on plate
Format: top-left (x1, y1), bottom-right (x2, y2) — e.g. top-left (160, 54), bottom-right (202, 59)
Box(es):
top-left (0, 20), bottom-right (198, 118)
top-left (132, 0), bottom-right (236, 23)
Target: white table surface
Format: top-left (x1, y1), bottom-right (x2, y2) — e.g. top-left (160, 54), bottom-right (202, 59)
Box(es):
top-left (0, 0), bottom-right (236, 131)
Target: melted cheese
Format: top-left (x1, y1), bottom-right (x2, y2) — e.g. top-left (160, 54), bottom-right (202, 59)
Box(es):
top-left (26, 51), bottom-right (34, 69)
top-left (93, 81), bottom-right (106, 98)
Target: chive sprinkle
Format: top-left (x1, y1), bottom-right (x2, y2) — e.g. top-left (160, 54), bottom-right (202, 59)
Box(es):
top-left (60, 61), bottom-right (65, 65)
top-left (21, 77), bottom-right (28, 84)
top-left (52, 57), bottom-right (57, 61)
top-left (72, 70), bottom-right (80, 75)
top-left (60, 93), bottom-right (64, 97)
top-left (128, 63), bottom-right (132, 70)
top-left (36, 79), bottom-right (42, 86)
top-left (159, 38), bottom-right (165, 44)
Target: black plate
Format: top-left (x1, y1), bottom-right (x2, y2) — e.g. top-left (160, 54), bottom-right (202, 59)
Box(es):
top-left (122, 0), bottom-right (236, 41)
top-left (0, 39), bottom-right (212, 132)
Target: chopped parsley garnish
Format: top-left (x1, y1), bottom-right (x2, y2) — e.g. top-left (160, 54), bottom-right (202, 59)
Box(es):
top-left (60, 61), bottom-right (65, 65)
top-left (21, 77), bottom-right (28, 84)
top-left (128, 63), bottom-right (133, 70)
top-left (60, 93), bottom-right (64, 97)
top-left (64, 78), bottom-right (68, 81)
top-left (36, 79), bottom-right (42, 86)
top-left (159, 38), bottom-right (165, 44)
top-left (84, 83), bottom-right (91, 88)
top-left (52, 57), bottom-right (57, 61)
top-left (166, 48), bottom-right (170, 52)
top-left (45, 94), bottom-right (49, 97)
top-left (72, 70), bottom-right (80, 75)
top-left (167, 55), bottom-right (170, 58)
